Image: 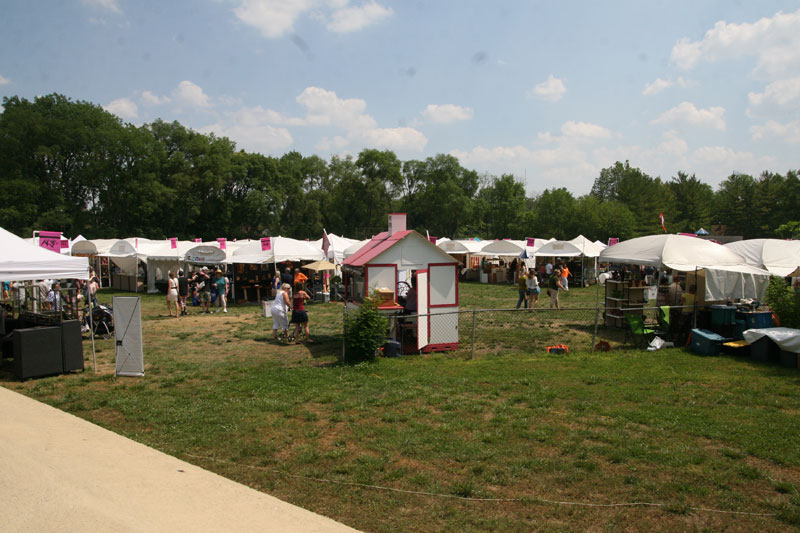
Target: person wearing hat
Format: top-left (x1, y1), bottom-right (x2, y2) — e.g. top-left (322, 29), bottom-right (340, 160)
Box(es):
top-left (196, 267), bottom-right (212, 314)
top-left (213, 269), bottom-right (228, 313)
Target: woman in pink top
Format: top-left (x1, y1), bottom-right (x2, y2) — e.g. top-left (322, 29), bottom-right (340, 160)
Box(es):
top-left (289, 283), bottom-right (312, 343)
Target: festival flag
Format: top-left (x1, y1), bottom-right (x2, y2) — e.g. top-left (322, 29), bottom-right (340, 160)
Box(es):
top-left (38, 231), bottom-right (62, 252)
top-left (322, 228), bottom-right (330, 258)
top-left (170, 237), bottom-right (177, 249)
top-left (261, 237), bottom-right (271, 251)
top-left (660, 212), bottom-right (667, 233)
top-left (428, 236), bottom-right (437, 244)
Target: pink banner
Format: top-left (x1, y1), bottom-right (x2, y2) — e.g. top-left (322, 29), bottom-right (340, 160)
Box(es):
top-left (60, 239), bottom-right (70, 249)
top-left (526, 237), bottom-right (535, 247)
top-left (170, 237), bottom-right (177, 249)
top-left (428, 236), bottom-right (437, 244)
top-left (261, 237), bottom-right (271, 251)
top-left (38, 231), bottom-right (61, 252)
top-left (217, 237), bottom-right (226, 250)
top-left (608, 238), bottom-right (619, 246)
top-left (194, 238), bottom-right (201, 243)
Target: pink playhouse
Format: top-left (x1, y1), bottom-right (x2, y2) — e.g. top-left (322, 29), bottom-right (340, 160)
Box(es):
top-left (342, 213), bottom-right (459, 353)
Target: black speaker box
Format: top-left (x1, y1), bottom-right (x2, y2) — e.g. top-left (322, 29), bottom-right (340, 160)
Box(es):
top-left (13, 327), bottom-right (63, 379)
top-left (61, 320), bottom-right (84, 372)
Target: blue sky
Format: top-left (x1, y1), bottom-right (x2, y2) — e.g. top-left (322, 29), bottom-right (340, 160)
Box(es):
top-left (1, 1), bottom-right (799, 195)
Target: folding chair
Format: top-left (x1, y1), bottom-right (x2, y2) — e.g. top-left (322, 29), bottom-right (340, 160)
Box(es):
top-left (625, 313), bottom-right (657, 348)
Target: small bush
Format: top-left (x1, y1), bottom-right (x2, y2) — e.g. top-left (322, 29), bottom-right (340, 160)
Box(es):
top-left (764, 276), bottom-right (800, 328)
top-left (343, 296), bottom-right (388, 364)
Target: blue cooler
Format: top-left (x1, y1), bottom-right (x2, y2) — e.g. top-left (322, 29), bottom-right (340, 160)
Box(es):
top-left (710, 305), bottom-right (736, 326)
top-left (690, 329), bottom-right (725, 356)
top-left (739, 311), bottom-right (773, 330)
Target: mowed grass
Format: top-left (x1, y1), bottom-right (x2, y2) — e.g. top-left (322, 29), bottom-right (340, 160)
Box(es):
top-left (2, 284), bottom-right (800, 531)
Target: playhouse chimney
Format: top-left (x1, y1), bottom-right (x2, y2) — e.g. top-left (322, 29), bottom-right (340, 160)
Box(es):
top-left (388, 213), bottom-right (406, 235)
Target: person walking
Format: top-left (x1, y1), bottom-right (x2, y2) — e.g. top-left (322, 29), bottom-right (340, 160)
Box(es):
top-left (289, 282), bottom-right (313, 343)
top-left (166, 271), bottom-right (179, 317)
top-left (214, 269), bottom-right (228, 313)
top-left (526, 268), bottom-right (540, 308)
top-left (271, 283), bottom-right (292, 342)
top-left (561, 263), bottom-right (571, 291)
top-left (548, 268), bottom-right (565, 309)
top-left (516, 269), bottom-right (528, 309)
top-left (196, 267), bottom-right (212, 314)
top-left (177, 270), bottom-right (189, 316)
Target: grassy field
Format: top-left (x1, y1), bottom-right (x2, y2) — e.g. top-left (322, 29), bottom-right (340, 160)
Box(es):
top-left (2, 283), bottom-right (799, 531)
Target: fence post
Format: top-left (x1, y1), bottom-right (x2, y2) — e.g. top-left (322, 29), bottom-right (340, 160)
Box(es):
top-left (591, 306), bottom-right (600, 353)
top-left (471, 309), bottom-right (476, 360)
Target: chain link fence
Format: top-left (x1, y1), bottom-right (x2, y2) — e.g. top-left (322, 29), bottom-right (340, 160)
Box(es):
top-left (382, 304), bottom-right (695, 358)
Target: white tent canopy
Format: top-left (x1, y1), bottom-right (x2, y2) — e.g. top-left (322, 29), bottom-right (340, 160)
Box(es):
top-left (599, 234), bottom-right (770, 301)
top-left (724, 239), bottom-right (800, 277)
top-left (475, 239), bottom-right (526, 257)
top-left (342, 239), bottom-right (370, 259)
top-left (437, 239), bottom-right (486, 255)
top-left (0, 227), bottom-right (90, 281)
top-left (226, 237), bottom-right (324, 265)
top-left (310, 233), bottom-right (360, 264)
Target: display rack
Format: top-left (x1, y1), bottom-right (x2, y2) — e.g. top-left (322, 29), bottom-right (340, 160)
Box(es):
top-left (603, 279), bottom-right (644, 328)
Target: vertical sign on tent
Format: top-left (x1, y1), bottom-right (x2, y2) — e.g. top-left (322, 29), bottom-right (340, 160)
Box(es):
top-left (38, 231), bottom-right (62, 252)
top-left (217, 238), bottom-right (226, 250)
top-left (170, 237), bottom-right (177, 249)
top-left (608, 238), bottom-right (619, 246)
top-left (60, 239), bottom-right (69, 250)
top-left (194, 238), bottom-right (201, 243)
top-left (428, 236), bottom-right (437, 244)
top-left (526, 237), bottom-right (535, 247)
top-left (261, 237), bottom-right (271, 251)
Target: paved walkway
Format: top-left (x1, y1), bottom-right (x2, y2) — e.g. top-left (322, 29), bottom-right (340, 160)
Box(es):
top-left (0, 386), bottom-right (358, 532)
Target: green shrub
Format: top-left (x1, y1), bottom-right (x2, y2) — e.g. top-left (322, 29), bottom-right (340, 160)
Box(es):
top-left (764, 276), bottom-right (800, 328)
top-left (343, 295), bottom-right (388, 364)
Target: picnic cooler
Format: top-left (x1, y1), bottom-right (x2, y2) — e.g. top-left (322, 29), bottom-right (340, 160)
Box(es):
top-left (690, 329), bottom-right (725, 356)
top-left (738, 311), bottom-right (773, 330)
top-left (710, 305), bottom-right (736, 326)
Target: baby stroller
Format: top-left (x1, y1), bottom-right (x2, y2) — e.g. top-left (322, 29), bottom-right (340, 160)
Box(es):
top-left (83, 303), bottom-right (114, 338)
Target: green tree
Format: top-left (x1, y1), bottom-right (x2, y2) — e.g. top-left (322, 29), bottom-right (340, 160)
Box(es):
top-left (530, 188), bottom-right (576, 239)
top-left (476, 174), bottom-right (527, 238)
top-left (713, 173), bottom-right (756, 237)
top-left (667, 171), bottom-right (714, 233)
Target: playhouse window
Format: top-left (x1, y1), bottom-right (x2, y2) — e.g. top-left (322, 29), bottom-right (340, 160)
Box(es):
top-left (344, 266), bottom-right (365, 303)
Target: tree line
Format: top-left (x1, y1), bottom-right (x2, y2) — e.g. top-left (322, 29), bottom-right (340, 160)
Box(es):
top-left (1, 93), bottom-right (798, 242)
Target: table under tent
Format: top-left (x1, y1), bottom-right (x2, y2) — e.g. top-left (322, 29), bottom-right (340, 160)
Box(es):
top-left (224, 237), bottom-right (324, 303)
top-left (472, 239), bottom-right (549, 283)
top-left (343, 213), bottom-right (460, 354)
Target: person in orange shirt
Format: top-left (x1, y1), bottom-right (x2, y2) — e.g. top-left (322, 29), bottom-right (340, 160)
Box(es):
top-left (293, 267), bottom-right (308, 286)
top-left (560, 263), bottom-right (571, 291)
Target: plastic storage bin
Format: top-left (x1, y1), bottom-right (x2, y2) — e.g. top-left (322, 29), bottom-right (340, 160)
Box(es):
top-left (690, 329), bottom-right (725, 356)
top-left (739, 311), bottom-right (773, 330)
top-left (710, 305), bottom-right (736, 326)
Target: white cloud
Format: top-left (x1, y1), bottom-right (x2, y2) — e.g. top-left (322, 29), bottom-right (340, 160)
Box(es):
top-left (560, 121), bottom-right (612, 141)
top-left (80, 0), bottom-right (122, 14)
top-left (141, 90), bottom-right (171, 106)
top-left (234, 0), bottom-right (392, 38)
top-left (104, 98), bottom-right (138, 120)
top-left (642, 76), bottom-right (692, 96)
top-left (670, 9), bottom-right (800, 78)
top-left (173, 80), bottom-right (211, 109)
top-left (751, 120), bottom-right (800, 144)
top-left (421, 104), bottom-right (474, 124)
top-left (747, 77), bottom-right (800, 116)
top-left (0, 75), bottom-right (10, 86)
top-left (362, 127), bottom-right (427, 151)
top-left (326, 1), bottom-right (393, 33)
top-left (690, 146), bottom-right (775, 175)
top-left (527, 74), bottom-right (566, 102)
top-left (201, 121), bottom-right (294, 153)
top-left (234, 0), bottom-right (315, 38)
top-left (651, 101), bottom-right (726, 130)
top-left (296, 86), bottom-right (376, 129)
top-left (234, 105), bottom-right (306, 127)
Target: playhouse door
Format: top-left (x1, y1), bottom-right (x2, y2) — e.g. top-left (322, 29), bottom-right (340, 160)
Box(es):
top-left (416, 269), bottom-right (429, 351)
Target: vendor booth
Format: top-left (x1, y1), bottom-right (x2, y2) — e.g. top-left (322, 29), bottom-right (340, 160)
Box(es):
top-left (343, 214), bottom-right (459, 353)
top-left (535, 235), bottom-right (604, 286)
top-left (1, 227), bottom-right (90, 379)
top-left (225, 237), bottom-right (324, 302)
top-left (437, 239), bottom-right (486, 281)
